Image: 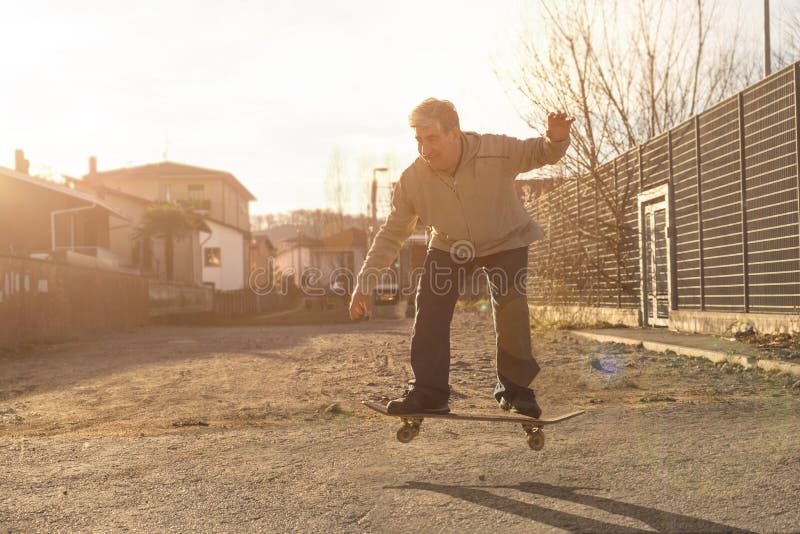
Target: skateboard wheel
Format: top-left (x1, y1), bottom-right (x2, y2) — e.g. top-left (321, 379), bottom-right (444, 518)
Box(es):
top-left (397, 426), bottom-right (416, 443)
top-left (527, 429), bottom-right (545, 451)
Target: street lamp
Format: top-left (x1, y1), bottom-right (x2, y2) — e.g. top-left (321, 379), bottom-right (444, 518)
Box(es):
top-left (370, 166), bottom-right (389, 246)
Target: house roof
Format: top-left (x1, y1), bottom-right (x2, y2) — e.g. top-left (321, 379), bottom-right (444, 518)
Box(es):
top-left (200, 215), bottom-right (247, 236)
top-left (65, 177), bottom-right (153, 206)
top-left (257, 225), bottom-right (306, 248)
top-left (321, 227), bottom-right (367, 249)
top-left (83, 160), bottom-right (256, 201)
top-left (250, 231), bottom-right (275, 250)
top-left (283, 233), bottom-right (322, 247)
top-left (1, 166), bottom-right (130, 221)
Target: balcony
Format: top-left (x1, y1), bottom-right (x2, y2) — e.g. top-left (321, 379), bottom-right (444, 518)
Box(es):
top-left (177, 198), bottom-right (211, 213)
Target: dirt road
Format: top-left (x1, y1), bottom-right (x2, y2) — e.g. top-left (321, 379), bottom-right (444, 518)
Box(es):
top-left (1, 309), bottom-right (799, 532)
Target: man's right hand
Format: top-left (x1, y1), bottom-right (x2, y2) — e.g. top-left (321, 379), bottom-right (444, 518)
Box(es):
top-left (349, 290), bottom-right (372, 320)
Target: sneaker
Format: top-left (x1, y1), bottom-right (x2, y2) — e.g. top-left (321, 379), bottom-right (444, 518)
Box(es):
top-left (499, 394), bottom-right (542, 419)
top-left (386, 388), bottom-right (450, 415)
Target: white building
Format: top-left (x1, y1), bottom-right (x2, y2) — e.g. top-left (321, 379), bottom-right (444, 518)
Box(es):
top-left (201, 218), bottom-right (247, 291)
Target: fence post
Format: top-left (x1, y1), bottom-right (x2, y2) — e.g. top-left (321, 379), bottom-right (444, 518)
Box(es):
top-left (694, 115), bottom-right (706, 311)
top-left (573, 174), bottom-right (586, 306)
top-left (637, 145), bottom-right (643, 190)
top-left (737, 92), bottom-right (750, 313)
top-left (594, 168), bottom-right (600, 308)
top-left (794, 63), bottom-right (800, 301)
top-left (614, 159), bottom-right (622, 309)
top-left (667, 130), bottom-right (678, 311)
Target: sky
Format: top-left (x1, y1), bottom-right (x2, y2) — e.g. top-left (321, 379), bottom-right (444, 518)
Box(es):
top-left (0, 0), bottom-right (792, 216)
top-left (0, 0), bottom-right (537, 215)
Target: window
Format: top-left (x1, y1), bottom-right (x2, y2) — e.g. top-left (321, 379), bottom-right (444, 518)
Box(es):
top-left (159, 183), bottom-right (173, 202)
top-left (188, 184), bottom-right (205, 202)
top-left (204, 247), bottom-right (221, 267)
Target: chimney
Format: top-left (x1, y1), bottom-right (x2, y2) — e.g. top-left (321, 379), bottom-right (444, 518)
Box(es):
top-left (14, 149), bottom-right (29, 174)
top-left (88, 156), bottom-right (97, 175)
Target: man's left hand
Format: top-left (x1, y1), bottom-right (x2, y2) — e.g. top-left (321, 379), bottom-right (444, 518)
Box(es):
top-left (547, 110), bottom-right (575, 142)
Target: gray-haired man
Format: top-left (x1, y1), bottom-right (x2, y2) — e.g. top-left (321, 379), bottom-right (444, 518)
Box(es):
top-left (350, 98), bottom-right (573, 417)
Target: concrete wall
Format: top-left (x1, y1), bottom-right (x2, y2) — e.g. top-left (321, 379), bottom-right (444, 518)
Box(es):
top-left (148, 280), bottom-right (213, 317)
top-left (670, 310), bottom-right (800, 336)
top-left (529, 305), bottom-right (641, 328)
top-left (0, 255), bottom-right (148, 347)
top-left (528, 304), bottom-right (800, 337)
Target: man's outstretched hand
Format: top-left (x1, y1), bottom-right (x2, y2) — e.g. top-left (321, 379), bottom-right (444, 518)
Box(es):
top-left (349, 290), bottom-right (372, 321)
top-left (547, 110), bottom-right (575, 142)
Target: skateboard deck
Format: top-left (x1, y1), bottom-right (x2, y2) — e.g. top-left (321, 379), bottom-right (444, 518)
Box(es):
top-left (362, 400), bottom-right (585, 450)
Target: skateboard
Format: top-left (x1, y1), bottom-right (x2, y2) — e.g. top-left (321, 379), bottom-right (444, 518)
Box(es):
top-left (362, 400), bottom-right (585, 450)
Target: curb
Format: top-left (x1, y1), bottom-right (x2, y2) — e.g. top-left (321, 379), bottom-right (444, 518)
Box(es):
top-left (568, 331), bottom-right (800, 378)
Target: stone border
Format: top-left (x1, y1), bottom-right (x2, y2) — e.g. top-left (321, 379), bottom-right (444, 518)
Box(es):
top-left (568, 331), bottom-right (800, 378)
top-left (529, 305), bottom-right (640, 328)
top-left (669, 309), bottom-right (800, 337)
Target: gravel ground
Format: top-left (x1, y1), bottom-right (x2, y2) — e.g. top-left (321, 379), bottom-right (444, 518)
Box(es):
top-left (1, 309), bottom-right (798, 532)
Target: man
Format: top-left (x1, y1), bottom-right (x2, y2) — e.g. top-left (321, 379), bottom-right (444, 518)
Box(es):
top-left (350, 98), bottom-right (573, 417)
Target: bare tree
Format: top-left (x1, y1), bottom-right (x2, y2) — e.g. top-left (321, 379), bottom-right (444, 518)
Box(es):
top-left (501, 0), bottom-right (758, 306)
top-left (325, 147), bottom-right (349, 233)
top-left (500, 0), bottom-right (757, 177)
top-left (775, 3), bottom-right (800, 68)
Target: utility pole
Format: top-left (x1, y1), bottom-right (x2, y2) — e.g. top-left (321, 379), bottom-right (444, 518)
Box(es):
top-left (369, 166), bottom-right (388, 247)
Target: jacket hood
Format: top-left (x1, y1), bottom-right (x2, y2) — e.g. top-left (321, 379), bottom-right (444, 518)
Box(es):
top-left (459, 131), bottom-right (482, 165)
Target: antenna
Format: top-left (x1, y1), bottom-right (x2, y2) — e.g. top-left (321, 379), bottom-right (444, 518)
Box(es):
top-left (163, 135), bottom-right (171, 161)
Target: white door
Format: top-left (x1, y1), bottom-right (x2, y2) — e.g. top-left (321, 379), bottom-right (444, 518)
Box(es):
top-left (643, 200), bottom-right (670, 326)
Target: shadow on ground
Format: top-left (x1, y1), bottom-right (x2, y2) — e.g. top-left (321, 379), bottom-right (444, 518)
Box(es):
top-left (388, 481), bottom-right (753, 533)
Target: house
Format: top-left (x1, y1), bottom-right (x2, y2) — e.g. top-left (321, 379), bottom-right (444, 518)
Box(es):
top-left (201, 218), bottom-right (249, 291)
top-left (273, 228), bottom-right (367, 293)
top-left (65, 180), bottom-right (214, 284)
top-left (250, 231), bottom-right (276, 273)
top-left (79, 159), bottom-right (256, 290)
top-left (273, 233), bottom-right (322, 290)
top-left (319, 227), bottom-right (367, 284)
top-left (0, 151), bottom-right (149, 347)
top-left (0, 152), bottom-right (128, 268)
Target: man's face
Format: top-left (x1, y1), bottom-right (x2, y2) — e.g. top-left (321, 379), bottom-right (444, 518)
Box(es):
top-left (414, 123), bottom-right (460, 172)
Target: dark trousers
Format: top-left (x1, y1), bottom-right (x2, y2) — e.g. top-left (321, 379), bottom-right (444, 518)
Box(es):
top-left (409, 246), bottom-right (540, 403)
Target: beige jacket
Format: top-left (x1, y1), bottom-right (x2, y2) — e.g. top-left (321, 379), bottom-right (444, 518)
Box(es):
top-left (356, 131), bottom-right (569, 292)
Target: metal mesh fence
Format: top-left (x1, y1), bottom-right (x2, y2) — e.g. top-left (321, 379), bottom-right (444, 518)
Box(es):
top-left (698, 95), bottom-right (745, 312)
top-left (526, 62), bottom-right (800, 316)
top-left (595, 162), bottom-right (618, 306)
top-left (742, 68), bottom-right (800, 313)
top-left (617, 150), bottom-right (641, 309)
top-left (641, 133), bottom-right (670, 189)
top-left (671, 119), bottom-right (702, 309)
